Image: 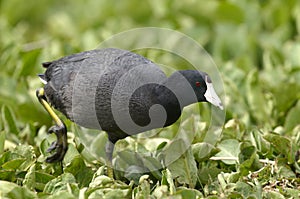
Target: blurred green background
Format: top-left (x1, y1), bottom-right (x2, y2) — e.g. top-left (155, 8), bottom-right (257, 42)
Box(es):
top-left (1, 0), bottom-right (300, 198)
top-left (1, 0), bottom-right (300, 131)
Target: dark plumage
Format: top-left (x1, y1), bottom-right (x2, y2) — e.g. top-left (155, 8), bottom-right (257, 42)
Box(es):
top-left (37, 48), bottom-right (223, 170)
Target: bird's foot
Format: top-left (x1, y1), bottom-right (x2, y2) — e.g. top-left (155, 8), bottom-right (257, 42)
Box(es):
top-left (45, 124), bottom-right (68, 163)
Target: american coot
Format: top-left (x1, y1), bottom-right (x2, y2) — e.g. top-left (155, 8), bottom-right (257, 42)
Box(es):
top-left (36, 48), bottom-right (223, 176)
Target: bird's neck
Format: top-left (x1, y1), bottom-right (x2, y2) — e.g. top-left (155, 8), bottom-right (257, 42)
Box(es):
top-left (157, 72), bottom-right (199, 109)
top-left (154, 78), bottom-right (199, 127)
top-left (154, 84), bottom-right (182, 127)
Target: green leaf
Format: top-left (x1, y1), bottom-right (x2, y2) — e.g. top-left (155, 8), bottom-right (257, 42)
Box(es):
top-left (63, 144), bottom-right (80, 165)
top-left (23, 164), bottom-right (36, 190)
top-left (238, 145), bottom-right (262, 176)
top-left (160, 138), bottom-right (190, 167)
top-left (2, 158), bottom-right (26, 170)
top-left (133, 175), bottom-right (151, 198)
top-left (0, 170), bottom-right (16, 181)
top-left (166, 141), bottom-right (197, 188)
top-left (124, 165), bottom-right (148, 184)
top-left (20, 49), bottom-right (41, 77)
top-left (223, 119), bottom-right (246, 140)
top-left (234, 181), bottom-right (257, 198)
top-left (285, 101), bottom-right (300, 132)
top-left (0, 181), bottom-right (37, 198)
top-left (161, 169), bottom-right (175, 194)
top-left (263, 191), bottom-right (285, 199)
top-left (89, 175), bottom-right (114, 188)
top-left (64, 155), bottom-right (93, 188)
top-left (176, 187), bottom-right (203, 198)
top-left (245, 70), bottom-right (270, 126)
top-left (215, 139), bottom-right (240, 165)
top-left (192, 142), bottom-right (219, 162)
top-left (152, 185), bottom-right (169, 198)
top-left (0, 131), bottom-right (5, 154)
top-left (86, 130), bottom-right (107, 161)
top-left (34, 171), bottom-right (55, 191)
top-left (1, 105), bottom-right (18, 135)
top-left (141, 155), bottom-right (163, 180)
top-left (43, 190), bottom-right (78, 199)
top-left (215, 2), bottom-right (244, 23)
top-left (198, 166), bottom-right (223, 184)
top-left (249, 129), bottom-right (271, 155)
top-left (264, 133), bottom-right (297, 164)
top-left (115, 150), bottom-right (143, 170)
top-left (44, 173), bottom-right (78, 195)
top-left (156, 141), bottom-right (167, 152)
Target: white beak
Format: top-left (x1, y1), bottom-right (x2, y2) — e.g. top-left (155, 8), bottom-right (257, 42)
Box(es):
top-left (204, 76), bottom-right (223, 110)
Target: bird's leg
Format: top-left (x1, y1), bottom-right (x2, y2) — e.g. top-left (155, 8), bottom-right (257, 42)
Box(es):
top-left (105, 140), bottom-right (115, 178)
top-left (36, 88), bottom-right (68, 163)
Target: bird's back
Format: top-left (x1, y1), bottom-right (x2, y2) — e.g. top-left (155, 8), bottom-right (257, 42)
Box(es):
top-left (42, 48), bottom-right (167, 136)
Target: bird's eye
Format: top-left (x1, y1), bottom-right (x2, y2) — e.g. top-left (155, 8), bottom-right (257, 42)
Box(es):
top-left (195, 81), bottom-right (201, 87)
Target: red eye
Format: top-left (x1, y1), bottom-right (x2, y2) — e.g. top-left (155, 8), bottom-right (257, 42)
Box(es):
top-left (195, 81), bottom-right (201, 87)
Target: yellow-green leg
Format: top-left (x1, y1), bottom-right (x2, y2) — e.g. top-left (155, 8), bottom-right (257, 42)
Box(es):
top-left (36, 88), bottom-right (68, 163)
top-left (105, 140), bottom-right (114, 178)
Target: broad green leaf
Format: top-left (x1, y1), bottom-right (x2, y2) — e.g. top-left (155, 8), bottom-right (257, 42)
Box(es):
top-left (13, 145), bottom-right (36, 171)
top-left (63, 144), bottom-right (80, 165)
top-left (141, 155), bottom-right (163, 180)
top-left (267, 78), bottom-right (300, 118)
top-left (124, 165), bottom-right (148, 184)
top-left (64, 155), bottom-right (94, 188)
top-left (34, 171), bottom-right (55, 191)
top-left (0, 180), bottom-right (37, 198)
top-left (234, 181), bottom-right (257, 198)
top-left (249, 129), bottom-right (271, 156)
top-left (2, 158), bottom-right (26, 170)
top-left (223, 119), bottom-right (246, 140)
top-left (238, 145), bottom-right (262, 176)
top-left (85, 130), bottom-right (107, 162)
top-left (263, 191), bottom-right (285, 199)
top-left (264, 133), bottom-right (297, 164)
top-left (115, 150), bottom-right (143, 170)
top-left (198, 166), bottom-right (223, 184)
top-left (1, 105), bottom-right (18, 135)
top-left (160, 138), bottom-right (190, 167)
top-left (215, 139), bottom-right (240, 165)
top-left (176, 187), bottom-right (203, 198)
top-left (192, 142), bottom-right (219, 162)
top-left (0, 170), bottom-right (16, 181)
top-left (220, 171), bottom-right (240, 184)
top-left (245, 70), bottom-right (270, 126)
top-left (284, 101), bottom-right (300, 132)
top-left (282, 188), bottom-right (300, 198)
top-left (167, 141), bottom-right (197, 188)
top-left (44, 173), bottom-right (78, 195)
top-left (277, 164), bottom-right (296, 178)
top-left (19, 49), bottom-right (41, 77)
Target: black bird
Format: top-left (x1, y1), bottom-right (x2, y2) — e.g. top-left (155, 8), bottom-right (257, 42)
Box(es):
top-left (36, 48), bottom-right (223, 177)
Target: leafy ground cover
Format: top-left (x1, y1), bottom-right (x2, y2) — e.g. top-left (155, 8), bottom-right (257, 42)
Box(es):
top-left (1, 0), bottom-right (300, 198)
